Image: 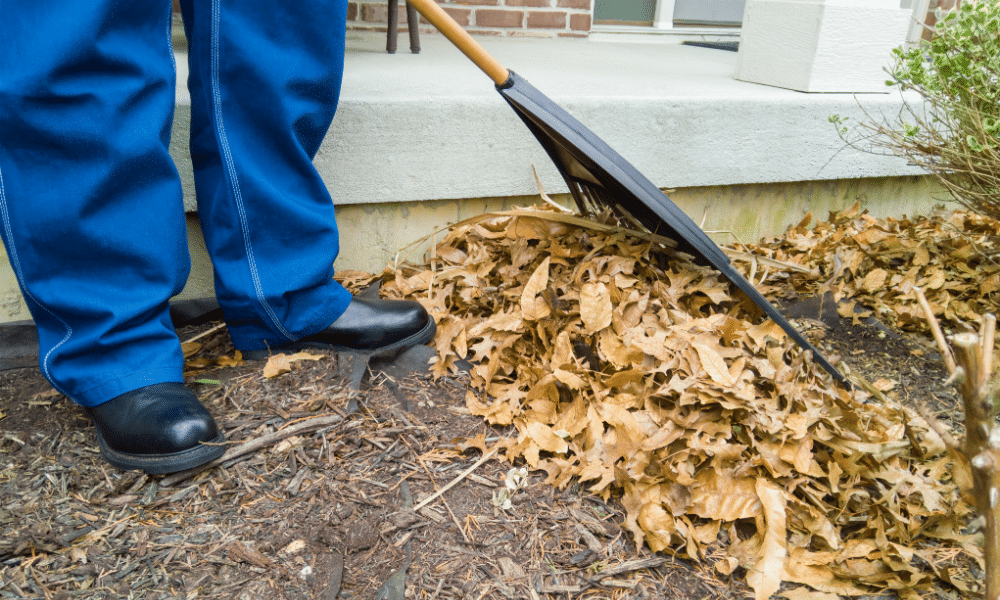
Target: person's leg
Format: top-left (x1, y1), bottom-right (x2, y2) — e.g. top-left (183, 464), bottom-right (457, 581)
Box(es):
top-left (0, 0), bottom-right (224, 473)
top-left (179, 0), bottom-right (435, 358)
top-left (179, 0), bottom-right (356, 352)
top-left (0, 0), bottom-right (188, 404)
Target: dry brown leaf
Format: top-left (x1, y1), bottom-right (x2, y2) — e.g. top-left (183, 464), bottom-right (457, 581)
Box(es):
top-left (552, 368), bottom-right (586, 390)
top-left (262, 352), bottom-right (324, 379)
top-left (525, 421), bottom-right (569, 455)
top-left (716, 556), bottom-right (740, 576)
top-left (216, 351), bottom-right (243, 368)
top-left (778, 586), bottom-right (842, 600)
top-left (861, 269), bottom-right (888, 293)
top-left (692, 341), bottom-right (738, 387)
top-left (370, 205), bottom-right (978, 598)
top-left (580, 281), bottom-right (613, 334)
top-left (521, 256), bottom-right (552, 321)
top-left (871, 378), bottom-right (897, 392)
top-left (782, 549), bottom-right (868, 596)
top-left (689, 470), bottom-right (760, 521)
top-left (747, 479), bottom-right (788, 600)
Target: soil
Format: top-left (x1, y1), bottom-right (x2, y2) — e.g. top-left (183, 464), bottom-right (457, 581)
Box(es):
top-left (0, 297), bottom-right (966, 600)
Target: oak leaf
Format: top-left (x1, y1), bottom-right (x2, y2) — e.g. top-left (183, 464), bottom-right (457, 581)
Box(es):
top-left (262, 352), bottom-right (323, 379)
top-left (693, 341), bottom-right (738, 387)
top-left (746, 479), bottom-right (788, 600)
top-left (520, 257), bottom-right (552, 321)
top-left (580, 281), bottom-right (613, 334)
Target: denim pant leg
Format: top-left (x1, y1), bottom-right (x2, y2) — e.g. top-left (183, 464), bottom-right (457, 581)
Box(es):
top-left (178, 0), bottom-right (353, 352)
top-left (0, 1), bottom-right (188, 407)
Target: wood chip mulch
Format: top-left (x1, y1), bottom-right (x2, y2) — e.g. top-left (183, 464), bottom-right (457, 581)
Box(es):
top-left (0, 329), bottom-right (737, 600)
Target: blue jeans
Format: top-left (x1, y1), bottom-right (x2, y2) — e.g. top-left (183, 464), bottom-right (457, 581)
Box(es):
top-left (0, 0), bottom-right (353, 407)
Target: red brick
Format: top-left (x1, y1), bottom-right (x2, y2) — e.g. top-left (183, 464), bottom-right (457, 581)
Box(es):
top-left (361, 3), bottom-right (387, 22)
top-left (442, 6), bottom-right (471, 25)
top-left (569, 13), bottom-right (591, 31)
top-left (449, 0), bottom-right (500, 4)
top-left (504, 0), bottom-right (552, 7)
top-left (556, 0), bottom-right (590, 8)
top-left (363, 2), bottom-right (417, 24)
top-left (394, 2), bottom-right (416, 24)
top-left (347, 2), bottom-right (358, 20)
top-left (475, 9), bottom-right (524, 27)
top-left (418, 11), bottom-right (471, 26)
top-left (526, 10), bottom-right (566, 28)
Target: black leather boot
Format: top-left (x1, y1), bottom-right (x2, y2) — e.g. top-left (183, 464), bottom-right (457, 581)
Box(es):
top-left (241, 296), bottom-right (436, 360)
top-left (87, 383), bottom-right (226, 474)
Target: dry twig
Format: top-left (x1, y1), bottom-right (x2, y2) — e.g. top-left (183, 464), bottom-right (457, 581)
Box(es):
top-left (915, 286), bottom-right (957, 376)
top-left (917, 288), bottom-right (1000, 599)
top-left (412, 446), bottom-right (498, 512)
top-left (160, 413), bottom-right (344, 487)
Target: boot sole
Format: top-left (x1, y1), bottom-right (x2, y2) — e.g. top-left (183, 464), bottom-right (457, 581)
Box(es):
top-left (95, 430), bottom-right (227, 475)
top-left (241, 317), bottom-right (437, 362)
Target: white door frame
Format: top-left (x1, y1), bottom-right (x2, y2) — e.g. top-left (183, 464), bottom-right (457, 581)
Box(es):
top-left (590, 0), bottom-right (742, 42)
top-left (653, 0), bottom-right (677, 29)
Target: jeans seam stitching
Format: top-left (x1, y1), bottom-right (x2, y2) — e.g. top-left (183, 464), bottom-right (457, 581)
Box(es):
top-left (210, 0), bottom-right (295, 341)
top-left (0, 163), bottom-right (73, 396)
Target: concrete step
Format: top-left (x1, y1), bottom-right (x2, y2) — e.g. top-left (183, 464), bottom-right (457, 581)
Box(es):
top-left (0, 32), bottom-right (936, 324)
top-left (171, 30), bottom-right (921, 213)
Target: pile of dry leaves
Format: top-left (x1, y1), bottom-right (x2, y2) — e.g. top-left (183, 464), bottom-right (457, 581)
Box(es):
top-left (747, 203), bottom-right (1000, 337)
top-left (366, 204), bottom-right (985, 599)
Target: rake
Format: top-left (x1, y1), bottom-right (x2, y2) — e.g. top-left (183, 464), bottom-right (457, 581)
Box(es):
top-left (404, 0), bottom-right (847, 387)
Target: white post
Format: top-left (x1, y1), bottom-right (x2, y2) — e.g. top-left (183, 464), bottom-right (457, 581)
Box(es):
top-left (653, 0), bottom-right (676, 29)
top-left (906, 0), bottom-right (932, 47)
top-left (735, 0), bottom-right (912, 93)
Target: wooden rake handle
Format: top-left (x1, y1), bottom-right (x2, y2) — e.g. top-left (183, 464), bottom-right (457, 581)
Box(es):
top-left (405, 0), bottom-right (511, 86)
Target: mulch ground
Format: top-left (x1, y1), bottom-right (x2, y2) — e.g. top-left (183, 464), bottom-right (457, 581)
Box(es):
top-left (0, 324), bottom-right (741, 600)
top-left (0, 297), bottom-right (969, 600)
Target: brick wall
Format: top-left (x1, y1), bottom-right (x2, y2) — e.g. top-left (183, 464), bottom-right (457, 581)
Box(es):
top-left (348, 0), bottom-right (594, 38)
top-left (920, 0), bottom-right (960, 41)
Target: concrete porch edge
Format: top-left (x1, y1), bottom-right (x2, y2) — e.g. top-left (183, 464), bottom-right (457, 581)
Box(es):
top-left (1, 32), bottom-right (945, 324)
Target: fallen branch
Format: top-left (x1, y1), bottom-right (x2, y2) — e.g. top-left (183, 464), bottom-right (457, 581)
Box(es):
top-left (914, 286), bottom-right (957, 375)
top-left (916, 290), bottom-right (1000, 599)
top-left (591, 557), bottom-right (666, 580)
top-left (160, 413), bottom-right (344, 487)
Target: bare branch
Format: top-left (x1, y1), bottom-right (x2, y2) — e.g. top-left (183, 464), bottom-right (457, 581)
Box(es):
top-left (914, 286), bottom-right (958, 375)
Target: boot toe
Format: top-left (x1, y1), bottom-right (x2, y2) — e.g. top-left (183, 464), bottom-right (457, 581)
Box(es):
top-left (88, 382), bottom-right (225, 474)
top-left (139, 402), bottom-right (220, 454)
top-left (313, 297), bottom-right (434, 350)
top-left (242, 296), bottom-right (436, 360)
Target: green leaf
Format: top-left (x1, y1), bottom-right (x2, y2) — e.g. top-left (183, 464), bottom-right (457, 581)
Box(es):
top-left (837, 0), bottom-right (1000, 214)
top-left (194, 378), bottom-right (222, 385)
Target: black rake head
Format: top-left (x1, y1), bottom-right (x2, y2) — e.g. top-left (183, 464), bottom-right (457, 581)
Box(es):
top-left (496, 72), bottom-right (848, 387)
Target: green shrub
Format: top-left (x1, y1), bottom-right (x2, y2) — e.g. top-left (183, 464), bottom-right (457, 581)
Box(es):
top-left (832, 1), bottom-right (1000, 224)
